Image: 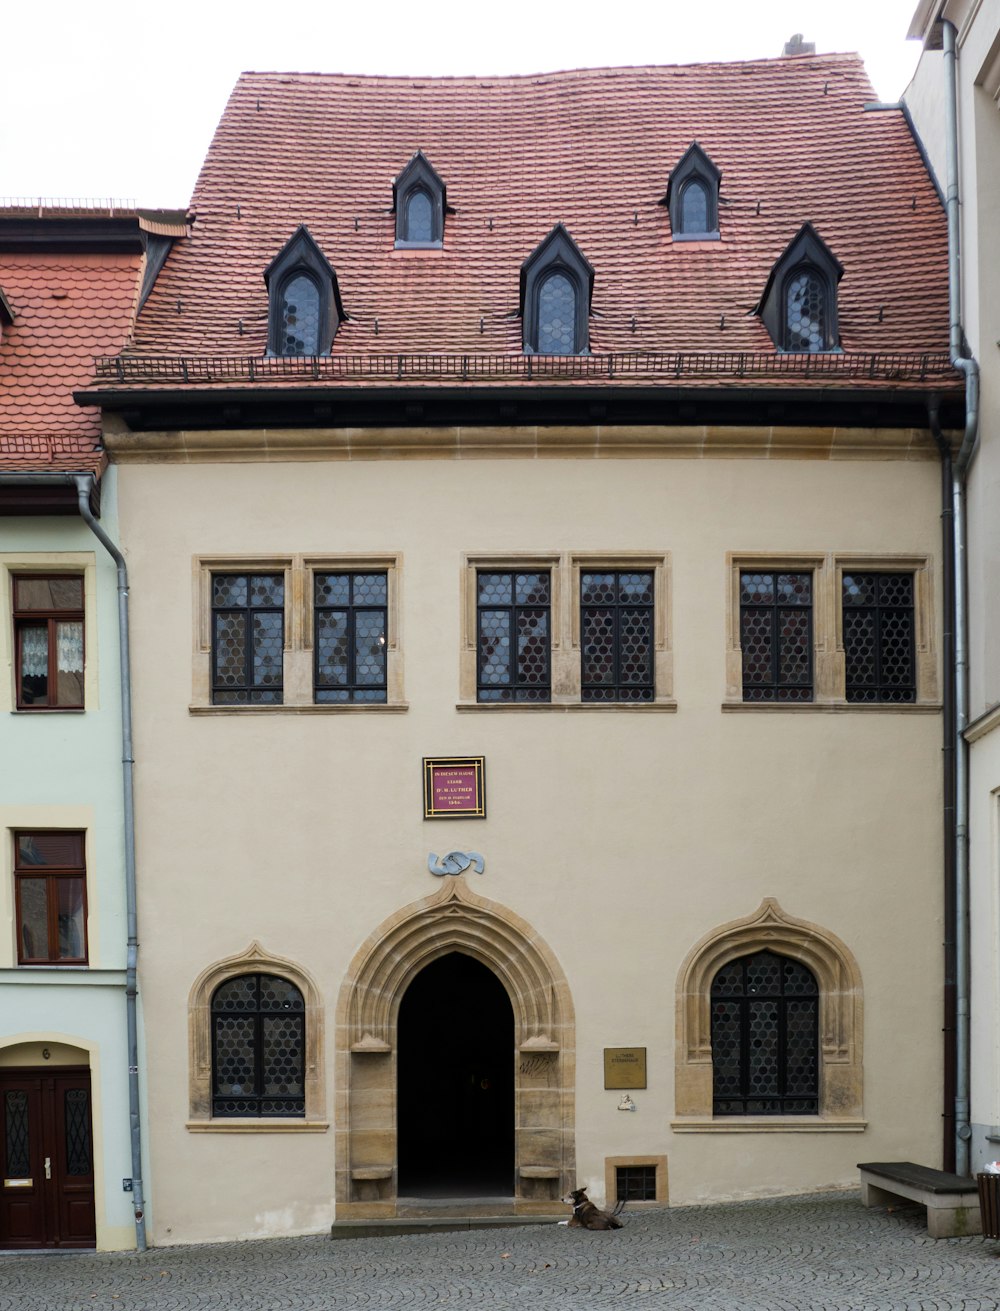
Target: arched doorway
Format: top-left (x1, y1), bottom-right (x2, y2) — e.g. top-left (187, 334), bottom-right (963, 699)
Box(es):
top-left (397, 952), bottom-right (514, 1197)
top-left (335, 877), bottom-right (575, 1218)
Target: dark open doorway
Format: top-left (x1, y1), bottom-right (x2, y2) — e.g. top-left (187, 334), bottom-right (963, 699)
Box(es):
top-left (397, 952), bottom-right (515, 1197)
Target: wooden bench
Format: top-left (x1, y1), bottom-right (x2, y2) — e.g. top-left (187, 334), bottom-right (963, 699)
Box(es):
top-left (858, 1161), bottom-right (981, 1237)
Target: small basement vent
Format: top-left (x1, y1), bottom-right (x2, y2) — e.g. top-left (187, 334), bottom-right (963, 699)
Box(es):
top-left (616, 1164), bottom-right (658, 1202)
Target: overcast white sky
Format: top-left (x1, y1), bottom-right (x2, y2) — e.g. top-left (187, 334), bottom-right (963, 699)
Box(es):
top-left (4, 0), bottom-right (927, 209)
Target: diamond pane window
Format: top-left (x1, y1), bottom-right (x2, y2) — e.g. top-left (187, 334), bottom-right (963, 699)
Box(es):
top-left (477, 571), bottom-right (551, 702)
top-left (404, 189), bottom-right (433, 243)
top-left (211, 573), bottom-right (284, 705)
top-left (280, 273), bottom-right (320, 355)
top-left (680, 179), bottom-right (709, 233)
top-left (537, 273), bottom-right (577, 354)
top-left (740, 571), bottom-right (812, 702)
top-left (13, 574), bottom-right (85, 709)
top-left (843, 572), bottom-right (915, 703)
top-left (581, 571), bottom-right (654, 702)
top-left (711, 951), bottom-right (818, 1115)
top-left (14, 831), bottom-right (87, 965)
top-left (314, 572), bottom-right (388, 703)
top-left (211, 973), bottom-right (305, 1117)
top-left (785, 269), bottom-right (826, 352)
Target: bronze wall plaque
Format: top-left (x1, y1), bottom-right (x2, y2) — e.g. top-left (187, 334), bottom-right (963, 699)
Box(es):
top-left (604, 1047), bottom-right (647, 1089)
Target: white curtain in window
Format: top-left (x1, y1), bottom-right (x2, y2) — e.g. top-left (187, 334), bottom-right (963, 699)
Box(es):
top-left (20, 628), bottom-right (47, 676)
top-left (56, 622), bottom-right (84, 673)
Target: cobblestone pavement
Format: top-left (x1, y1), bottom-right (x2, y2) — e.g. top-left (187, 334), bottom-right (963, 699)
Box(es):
top-left (2, 1192), bottom-right (999, 1310)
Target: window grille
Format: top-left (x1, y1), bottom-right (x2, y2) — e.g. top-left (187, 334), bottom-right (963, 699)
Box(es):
top-left (843, 572), bottom-right (915, 703)
top-left (211, 973), bottom-right (305, 1117)
top-left (14, 831), bottom-right (87, 965)
top-left (211, 573), bottom-right (284, 705)
top-left (711, 950), bottom-right (818, 1115)
top-left (13, 575), bottom-right (84, 709)
top-left (616, 1164), bottom-right (657, 1202)
top-left (740, 571), bottom-right (812, 701)
top-left (581, 571), bottom-right (654, 702)
top-left (476, 571), bottom-right (550, 702)
top-left (314, 572), bottom-right (388, 703)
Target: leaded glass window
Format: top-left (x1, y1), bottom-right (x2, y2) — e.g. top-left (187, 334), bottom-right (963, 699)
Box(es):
top-left (680, 179), bottom-right (709, 233)
top-left (581, 571), bottom-right (654, 702)
top-left (211, 573), bottom-right (284, 705)
top-left (711, 951), bottom-right (818, 1115)
top-left (537, 272), bottom-right (577, 354)
top-left (15, 831), bottom-right (87, 965)
top-left (279, 273), bottom-right (320, 355)
top-left (64, 1088), bottom-right (93, 1177)
top-left (476, 571), bottom-right (551, 702)
top-left (785, 269), bottom-right (826, 352)
top-left (404, 189), bottom-right (433, 244)
top-left (13, 575), bottom-right (84, 709)
top-left (740, 571), bottom-right (812, 702)
top-left (843, 572), bottom-right (915, 703)
top-left (211, 973), bottom-right (305, 1117)
top-left (314, 572), bottom-right (388, 703)
top-left (4, 1091), bottom-right (30, 1177)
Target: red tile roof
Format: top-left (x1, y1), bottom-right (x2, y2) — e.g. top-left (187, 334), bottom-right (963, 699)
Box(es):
top-left (0, 251), bottom-right (141, 470)
top-left (125, 55), bottom-right (954, 388)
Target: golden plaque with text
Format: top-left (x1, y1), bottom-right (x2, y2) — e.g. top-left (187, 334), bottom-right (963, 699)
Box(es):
top-left (604, 1047), bottom-right (647, 1089)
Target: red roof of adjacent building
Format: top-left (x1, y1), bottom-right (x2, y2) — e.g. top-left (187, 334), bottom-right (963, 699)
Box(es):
top-left (123, 54), bottom-right (954, 387)
top-left (0, 250), bottom-right (142, 471)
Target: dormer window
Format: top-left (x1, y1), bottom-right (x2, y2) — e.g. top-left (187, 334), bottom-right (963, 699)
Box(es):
top-left (263, 227), bottom-right (342, 357)
top-left (393, 152), bottom-right (445, 248)
top-left (664, 143), bottom-right (721, 240)
top-left (756, 224), bottom-right (843, 353)
top-left (521, 224), bottom-right (594, 355)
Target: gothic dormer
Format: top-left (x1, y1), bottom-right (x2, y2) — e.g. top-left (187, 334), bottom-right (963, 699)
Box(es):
top-left (520, 224), bottom-right (594, 355)
top-left (263, 226), bottom-right (342, 356)
top-left (393, 151), bottom-right (446, 249)
top-left (756, 223), bottom-right (844, 353)
top-left (664, 143), bottom-right (721, 240)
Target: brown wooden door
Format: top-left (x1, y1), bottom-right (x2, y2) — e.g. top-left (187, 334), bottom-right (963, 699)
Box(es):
top-left (1, 1069), bottom-right (96, 1249)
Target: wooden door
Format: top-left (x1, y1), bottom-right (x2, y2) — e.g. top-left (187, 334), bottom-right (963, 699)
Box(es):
top-left (0, 1069), bottom-right (96, 1248)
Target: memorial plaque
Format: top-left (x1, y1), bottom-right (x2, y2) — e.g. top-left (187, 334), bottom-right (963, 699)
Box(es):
top-left (423, 756), bottom-right (486, 819)
top-left (604, 1047), bottom-right (647, 1090)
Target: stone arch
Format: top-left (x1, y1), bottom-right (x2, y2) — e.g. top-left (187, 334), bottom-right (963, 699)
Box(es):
top-left (334, 877), bottom-right (575, 1216)
top-left (674, 899), bottom-right (864, 1122)
top-left (187, 941), bottom-right (325, 1123)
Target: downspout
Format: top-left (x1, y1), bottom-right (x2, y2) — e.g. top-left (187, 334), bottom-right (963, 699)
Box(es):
top-left (72, 474), bottom-right (147, 1250)
top-left (941, 16), bottom-right (980, 1176)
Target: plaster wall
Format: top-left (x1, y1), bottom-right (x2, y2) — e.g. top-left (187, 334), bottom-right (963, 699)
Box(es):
top-left (117, 444), bottom-right (945, 1244)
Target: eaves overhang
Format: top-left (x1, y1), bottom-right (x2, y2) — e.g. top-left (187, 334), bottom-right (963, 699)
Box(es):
top-left (75, 381), bottom-right (965, 435)
top-left (0, 471), bottom-right (101, 517)
top-left (0, 216), bottom-right (147, 254)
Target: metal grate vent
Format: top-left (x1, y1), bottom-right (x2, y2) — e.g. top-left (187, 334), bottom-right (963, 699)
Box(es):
top-left (616, 1164), bottom-right (657, 1202)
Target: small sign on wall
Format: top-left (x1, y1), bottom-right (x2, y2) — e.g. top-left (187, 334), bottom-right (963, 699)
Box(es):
top-left (423, 757), bottom-right (486, 819)
top-left (604, 1047), bottom-right (647, 1090)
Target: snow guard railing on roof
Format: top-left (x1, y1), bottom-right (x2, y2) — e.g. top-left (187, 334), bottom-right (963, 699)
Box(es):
top-left (93, 351), bottom-right (959, 386)
top-left (0, 197), bottom-right (138, 215)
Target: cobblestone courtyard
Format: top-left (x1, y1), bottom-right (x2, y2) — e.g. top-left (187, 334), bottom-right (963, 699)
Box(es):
top-left (2, 1191), bottom-right (999, 1310)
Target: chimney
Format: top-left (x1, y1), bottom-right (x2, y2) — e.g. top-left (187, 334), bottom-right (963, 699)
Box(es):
top-left (782, 33), bottom-right (816, 56)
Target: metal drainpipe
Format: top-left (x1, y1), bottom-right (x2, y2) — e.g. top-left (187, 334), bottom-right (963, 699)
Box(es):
top-left (941, 17), bottom-right (981, 1176)
top-left (71, 475), bottom-right (147, 1249)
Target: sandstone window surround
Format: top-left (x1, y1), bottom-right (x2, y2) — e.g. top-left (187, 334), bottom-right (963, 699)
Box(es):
top-left (723, 552), bottom-right (938, 712)
top-left (190, 554), bottom-right (406, 714)
top-left (457, 551), bottom-right (675, 711)
top-left (0, 554), bottom-right (99, 713)
top-left (672, 898), bottom-right (865, 1133)
top-left (186, 941), bottom-right (327, 1132)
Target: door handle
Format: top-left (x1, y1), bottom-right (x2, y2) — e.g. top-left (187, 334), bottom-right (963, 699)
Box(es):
top-left (44, 1157), bottom-right (51, 1181)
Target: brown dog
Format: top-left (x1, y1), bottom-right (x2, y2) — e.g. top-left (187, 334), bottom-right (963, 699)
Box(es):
top-left (564, 1187), bottom-right (623, 1230)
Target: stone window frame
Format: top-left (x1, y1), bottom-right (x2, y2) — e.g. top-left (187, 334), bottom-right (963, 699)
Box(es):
top-left (191, 553), bottom-right (406, 714)
top-left (458, 551), bottom-right (674, 711)
top-left (604, 1155), bottom-right (669, 1208)
top-left (187, 940), bottom-right (327, 1132)
top-left (0, 554), bottom-right (99, 714)
top-left (672, 898), bottom-right (866, 1133)
top-left (723, 552), bottom-right (937, 711)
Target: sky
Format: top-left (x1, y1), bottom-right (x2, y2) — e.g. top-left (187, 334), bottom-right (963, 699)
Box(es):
top-left (4, 0), bottom-right (928, 209)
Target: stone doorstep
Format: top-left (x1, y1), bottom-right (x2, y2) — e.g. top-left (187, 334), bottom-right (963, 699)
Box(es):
top-left (331, 1215), bottom-right (567, 1240)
